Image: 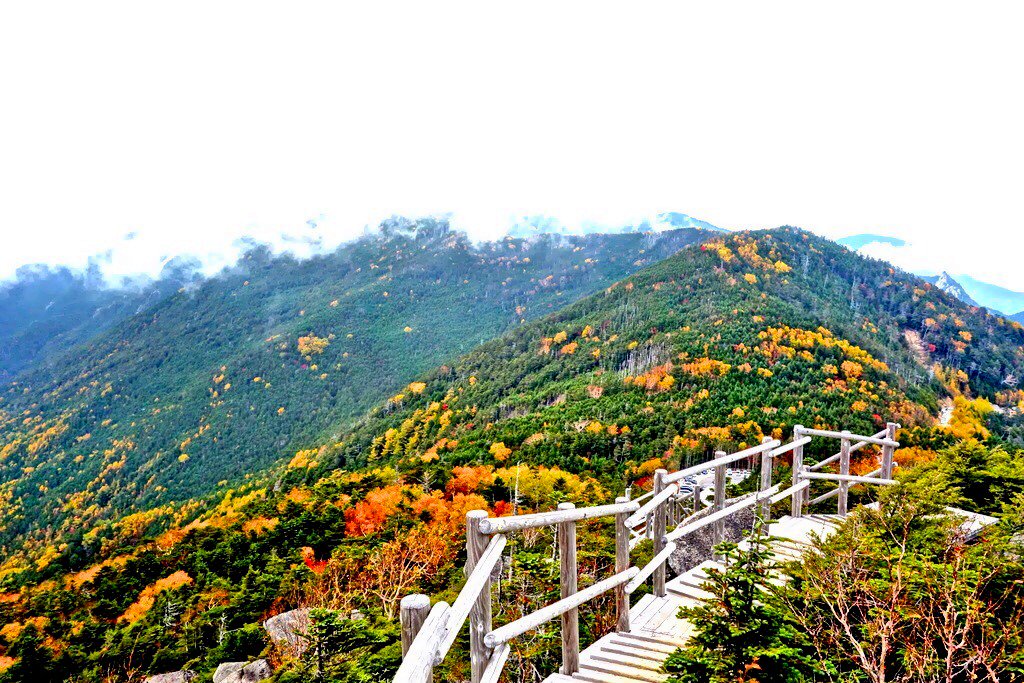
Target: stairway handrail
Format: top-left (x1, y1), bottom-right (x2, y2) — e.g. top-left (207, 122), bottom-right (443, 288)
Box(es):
top-left (395, 422), bottom-right (900, 683)
top-left (478, 500), bottom-right (638, 534)
top-left (662, 439), bottom-right (780, 485)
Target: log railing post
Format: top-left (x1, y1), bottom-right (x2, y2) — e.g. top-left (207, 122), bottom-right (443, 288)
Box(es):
top-left (712, 451), bottom-right (727, 558)
top-left (759, 436), bottom-right (774, 521)
top-left (557, 502), bottom-right (579, 674)
top-left (837, 431), bottom-right (851, 516)
top-left (791, 425), bottom-right (805, 518)
top-left (400, 594), bottom-right (433, 682)
top-left (693, 483), bottom-right (702, 515)
top-left (466, 510), bottom-right (492, 683)
top-left (652, 469), bottom-right (668, 597)
top-left (614, 496), bottom-right (630, 633)
top-left (881, 422), bottom-right (898, 479)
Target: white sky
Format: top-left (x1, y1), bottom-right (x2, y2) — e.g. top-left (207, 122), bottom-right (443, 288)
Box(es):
top-left (1, 2), bottom-right (1022, 288)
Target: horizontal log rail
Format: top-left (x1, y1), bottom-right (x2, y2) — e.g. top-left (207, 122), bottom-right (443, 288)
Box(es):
top-left (479, 501), bottom-right (638, 534)
top-left (808, 487), bottom-right (840, 506)
top-left (483, 568), bottom-right (639, 648)
top-left (802, 471), bottom-right (897, 486)
top-left (798, 427), bottom-right (898, 449)
top-left (625, 541), bottom-right (678, 593)
top-left (806, 452), bottom-right (841, 472)
top-left (630, 489), bottom-right (656, 503)
top-left (769, 479), bottom-right (810, 504)
top-left (624, 483), bottom-right (680, 528)
top-left (806, 428), bottom-right (889, 471)
top-left (806, 467), bottom-right (885, 506)
top-left (770, 436), bottom-right (812, 458)
top-left (664, 484), bottom-right (782, 543)
top-left (662, 439), bottom-right (781, 484)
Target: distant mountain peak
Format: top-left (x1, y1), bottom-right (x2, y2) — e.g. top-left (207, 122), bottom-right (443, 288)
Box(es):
top-left (923, 271), bottom-right (978, 307)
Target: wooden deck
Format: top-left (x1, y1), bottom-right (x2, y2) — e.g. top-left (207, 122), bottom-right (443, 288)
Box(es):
top-left (542, 514), bottom-right (841, 683)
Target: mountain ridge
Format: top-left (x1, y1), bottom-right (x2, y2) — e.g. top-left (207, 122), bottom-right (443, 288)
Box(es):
top-left (2, 226), bottom-right (1024, 682)
top-left (0, 221), bottom-right (711, 552)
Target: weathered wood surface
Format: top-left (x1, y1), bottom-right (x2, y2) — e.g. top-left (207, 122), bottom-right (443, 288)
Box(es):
top-left (651, 469), bottom-right (668, 597)
top-left (399, 594), bottom-right (433, 683)
top-left (799, 427), bottom-right (898, 448)
top-left (438, 534), bottom-right (506, 659)
top-left (614, 497), bottom-right (631, 634)
top-left (712, 450), bottom-right (727, 553)
top-left (663, 440), bottom-right (780, 484)
top-left (466, 511), bottom-right (492, 683)
top-left (558, 503), bottom-right (580, 674)
top-left (803, 471), bottom-right (898, 486)
top-left (837, 433), bottom-right (851, 516)
top-left (791, 425), bottom-right (805, 517)
top-left (485, 568), bottom-right (639, 648)
top-left (392, 601), bottom-right (450, 683)
top-left (625, 482), bottom-right (679, 528)
top-left (480, 501), bottom-right (638, 534)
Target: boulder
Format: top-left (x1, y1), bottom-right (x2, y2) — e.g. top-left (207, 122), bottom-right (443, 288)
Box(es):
top-left (144, 672), bottom-right (196, 683)
top-left (215, 659), bottom-right (272, 683)
top-left (213, 662), bottom-right (245, 683)
top-left (667, 498), bottom-right (755, 575)
top-left (263, 608), bottom-right (312, 657)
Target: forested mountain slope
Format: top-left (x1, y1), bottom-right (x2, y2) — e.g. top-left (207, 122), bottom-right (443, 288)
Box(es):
top-left (3, 227), bottom-right (1024, 683)
top-left (299, 226), bottom-right (1024, 484)
top-left (0, 220), bottom-right (709, 554)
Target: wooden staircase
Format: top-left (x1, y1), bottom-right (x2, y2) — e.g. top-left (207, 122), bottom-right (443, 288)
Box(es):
top-left (542, 514), bottom-right (841, 683)
top-left (393, 424), bottom-right (899, 683)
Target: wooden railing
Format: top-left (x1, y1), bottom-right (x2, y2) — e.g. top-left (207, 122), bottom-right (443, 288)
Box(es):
top-left (393, 422), bottom-right (900, 683)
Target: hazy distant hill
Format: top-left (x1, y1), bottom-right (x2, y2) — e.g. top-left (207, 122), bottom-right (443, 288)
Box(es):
top-left (836, 233), bottom-right (907, 250)
top-left (953, 273), bottom-right (1024, 317)
top-left (0, 264), bottom-right (195, 379)
top-left (837, 233), bottom-right (1024, 316)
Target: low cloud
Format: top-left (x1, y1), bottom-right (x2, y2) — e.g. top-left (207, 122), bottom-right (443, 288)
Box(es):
top-left (1, 209), bottom-right (718, 289)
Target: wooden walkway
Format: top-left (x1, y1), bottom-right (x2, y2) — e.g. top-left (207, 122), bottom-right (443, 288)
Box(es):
top-left (543, 514), bottom-right (841, 683)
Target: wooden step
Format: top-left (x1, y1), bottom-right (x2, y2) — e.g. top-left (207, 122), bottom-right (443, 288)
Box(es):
top-left (575, 657), bottom-right (669, 683)
top-left (599, 642), bottom-right (666, 663)
top-left (588, 650), bottom-right (664, 672)
top-left (616, 630), bottom-right (686, 648)
top-left (572, 672), bottom-right (660, 683)
top-left (609, 633), bottom-right (678, 654)
top-left (666, 582), bottom-right (715, 602)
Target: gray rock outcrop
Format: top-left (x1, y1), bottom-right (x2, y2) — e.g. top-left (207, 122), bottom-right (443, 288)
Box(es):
top-left (667, 499), bottom-right (756, 576)
top-left (214, 659), bottom-right (272, 683)
top-left (144, 672), bottom-right (196, 683)
top-left (263, 608), bottom-right (312, 657)
top-left (213, 662), bottom-right (245, 683)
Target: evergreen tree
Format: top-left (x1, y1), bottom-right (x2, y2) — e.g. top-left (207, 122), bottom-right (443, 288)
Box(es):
top-left (664, 518), bottom-right (822, 683)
